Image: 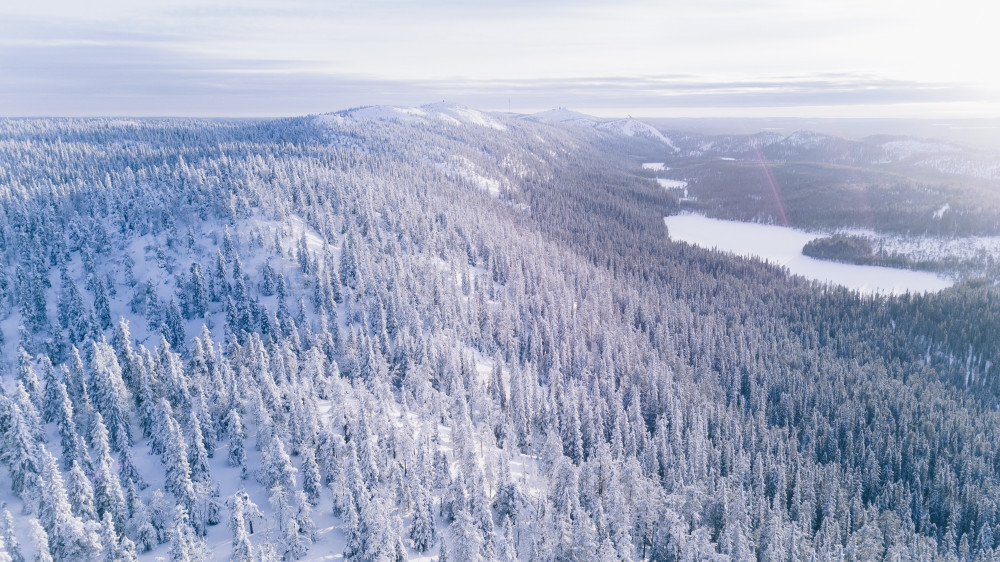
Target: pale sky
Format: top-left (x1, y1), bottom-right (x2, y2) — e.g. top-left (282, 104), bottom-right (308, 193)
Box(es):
top-left (1, 0), bottom-right (997, 117)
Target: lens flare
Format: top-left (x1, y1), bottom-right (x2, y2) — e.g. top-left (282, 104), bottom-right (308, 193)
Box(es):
top-left (751, 143), bottom-right (787, 226)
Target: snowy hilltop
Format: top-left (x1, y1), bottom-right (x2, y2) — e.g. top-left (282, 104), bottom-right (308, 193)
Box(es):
top-left (596, 118), bottom-right (679, 151)
top-left (523, 108), bottom-right (604, 127)
top-left (318, 101), bottom-right (506, 131)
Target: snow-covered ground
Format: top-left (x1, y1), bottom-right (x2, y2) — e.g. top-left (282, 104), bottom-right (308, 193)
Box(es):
top-left (642, 162), bottom-right (667, 171)
top-left (434, 158), bottom-right (504, 197)
top-left (664, 214), bottom-right (953, 295)
top-left (656, 178), bottom-right (687, 190)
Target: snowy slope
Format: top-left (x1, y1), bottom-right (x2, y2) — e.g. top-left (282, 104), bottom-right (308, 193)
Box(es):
top-left (523, 108), bottom-right (603, 127)
top-left (597, 118), bottom-right (679, 151)
top-left (0, 206), bottom-right (537, 561)
top-left (434, 158), bottom-right (504, 197)
top-left (318, 102), bottom-right (506, 131)
top-left (0, 212), bottom-right (338, 560)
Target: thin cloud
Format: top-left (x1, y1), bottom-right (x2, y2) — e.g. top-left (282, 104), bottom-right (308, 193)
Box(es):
top-left (0, 24), bottom-right (995, 117)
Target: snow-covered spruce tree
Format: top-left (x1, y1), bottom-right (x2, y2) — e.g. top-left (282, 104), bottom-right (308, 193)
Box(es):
top-left (36, 448), bottom-right (101, 560)
top-left (39, 358), bottom-right (61, 424)
top-left (123, 483), bottom-right (157, 553)
top-left (90, 414), bottom-right (129, 533)
top-left (88, 340), bottom-right (133, 452)
top-left (160, 402), bottom-right (198, 517)
top-left (110, 318), bottom-right (139, 393)
top-left (0, 395), bottom-right (43, 501)
top-left (166, 505), bottom-right (205, 562)
top-left (58, 273), bottom-right (92, 345)
top-left (258, 434), bottom-right (298, 494)
top-left (163, 300), bottom-right (186, 351)
top-left (408, 483), bottom-right (436, 553)
top-left (27, 519), bottom-right (53, 562)
top-left (448, 509), bottom-right (485, 562)
top-left (349, 490), bottom-right (399, 562)
top-left (267, 484), bottom-right (309, 561)
top-left (300, 447), bottom-right (323, 508)
top-left (66, 460), bottom-right (98, 521)
top-left (64, 346), bottom-right (93, 433)
top-left (118, 446), bottom-right (145, 492)
top-left (11, 382), bottom-right (44, 444)
top-left (186, 263), bottom-right (209, 319)
top-left (98, 511), bottom-right (138, 562)
top-left (224, 407), bottom-right (248, 479)
top-left (185, 409), bottom-right (212, 484)
top-left (225, 491), bottom-right (262, 561)
top-left (131, 347), bottom-right (161, 442)
top-left (156, 336), bottom-right (191, 410)
top-left (90, 275), bottom-right (113, 331)
top-left (1, 507), bottom-right (25, 562)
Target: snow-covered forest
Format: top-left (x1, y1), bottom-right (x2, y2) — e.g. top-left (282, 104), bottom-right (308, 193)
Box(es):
top-left (1, 108), bottom-right (1000, 561)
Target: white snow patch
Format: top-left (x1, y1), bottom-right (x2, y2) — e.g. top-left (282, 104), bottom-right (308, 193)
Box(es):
top-left (432, 112), bottom-right (463, 126)
top-left (435, 158), bottom-right (503, 197)
top-left (933, 203), bottom-right (951, 219)
top-left (395, 106), bottom-right (428, 117)
top-left (314, 114), bottom-right (346, 127)
top-left (656, 178), bottom-right (688, 190)
top-left (642, 162), bottom-right (667, 171)
top-left (664, 213), bottom-right (953, 295)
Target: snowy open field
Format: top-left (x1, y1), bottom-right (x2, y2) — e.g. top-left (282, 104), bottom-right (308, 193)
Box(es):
top-left (664, 213), bottom-right (954, 295)
top-left (655, 178), bottom-right (688, 190)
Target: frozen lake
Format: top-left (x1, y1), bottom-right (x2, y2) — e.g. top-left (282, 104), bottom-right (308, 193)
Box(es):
top-left (664, 213), bottom-right (954, 295)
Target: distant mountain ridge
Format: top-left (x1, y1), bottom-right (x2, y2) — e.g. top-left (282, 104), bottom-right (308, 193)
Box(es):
top-left (318, 102), bottom-right (1000, 183)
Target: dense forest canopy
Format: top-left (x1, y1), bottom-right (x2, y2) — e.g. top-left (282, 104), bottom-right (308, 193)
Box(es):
top-left (0, 108), bottom-right (998, 560)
